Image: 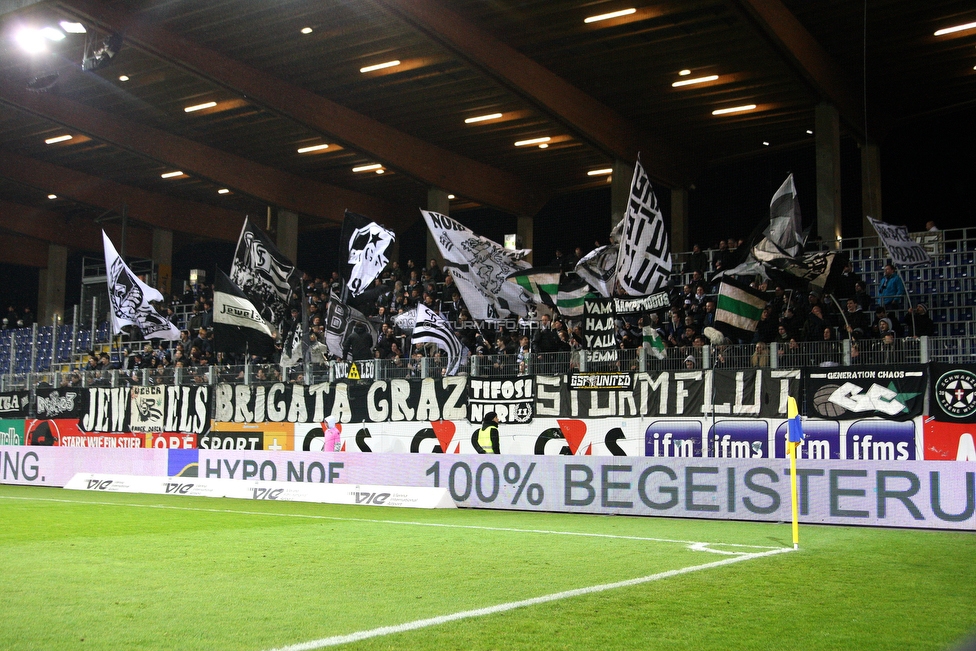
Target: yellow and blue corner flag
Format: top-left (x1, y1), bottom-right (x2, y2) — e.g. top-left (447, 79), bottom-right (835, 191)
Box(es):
top-left (787, 396), bottom-right (804, 443)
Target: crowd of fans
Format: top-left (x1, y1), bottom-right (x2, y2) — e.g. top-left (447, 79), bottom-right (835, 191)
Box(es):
top-left (6, 236), bottom-right (939, 381)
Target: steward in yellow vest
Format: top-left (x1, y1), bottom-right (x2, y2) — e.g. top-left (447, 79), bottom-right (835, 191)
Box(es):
top-left (475, 411), bottom-right (500, 454)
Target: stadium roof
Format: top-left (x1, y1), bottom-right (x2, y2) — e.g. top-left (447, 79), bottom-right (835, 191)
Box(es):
top-left (0, 0), bottom-right (974, 257)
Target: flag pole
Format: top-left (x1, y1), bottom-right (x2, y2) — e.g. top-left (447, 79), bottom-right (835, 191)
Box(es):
top-left (789, 439), bottom-right (800, 550)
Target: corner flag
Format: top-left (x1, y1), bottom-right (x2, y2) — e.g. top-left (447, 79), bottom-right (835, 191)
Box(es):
top-left (787, 395), bottom-right (802, 549)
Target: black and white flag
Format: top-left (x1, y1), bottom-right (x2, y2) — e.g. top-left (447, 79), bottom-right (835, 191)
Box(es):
top-left (324, 292), bottom-right (376, 360)
top-left (868, 217), bottom-right (933, 267)
top-left (229, 217), bottom-right (301, 328)
top-left (341, 210), bottom-right (395, 298)
top-left (615, 158), bottom-right (672, 296)
top-left (102, 231), bottom-right (181, 340)
top-left (575, 243), bottom-right (618, 298)
top-left (213, 269), bottom-right (276, 357)
top-left (411, 303), bottom-right (463, 375)
top-left (422, 210), bottom-right (533, 319)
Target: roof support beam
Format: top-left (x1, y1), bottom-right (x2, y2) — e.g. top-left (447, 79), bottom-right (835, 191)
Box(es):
top-left (371, 0), bottom-right (696, 187)
top-left (0, 198), bottom-right (152, 257)
top-left (0, 150), bottom-right (243, 242)
top-left (54, 0), bottom-right (546, 216)
top-left (727, 0), bottom-right (865, 137)
top-left (0, 232), bottom-right (50, 267)
top-left (0, 80), bottom-right (406, 229)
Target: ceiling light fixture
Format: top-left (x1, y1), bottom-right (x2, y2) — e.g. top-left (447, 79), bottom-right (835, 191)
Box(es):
top-left (217, 188), bottom-right (230, 194)
top-left (762, 141), bottom-right (770, 146)
top-left (711, 104), bottom-right (756, 115)
top-left (300, 27), bottom-right (313, 34)
top-left (538, 144), bottom-right (548, 149)
top-left (14, 29), bottom-right (47, 54)
top-left (587, 168), bottom-right (613, 176)
top-left (679, 69), bottom-right (691, 76)
top-left (464, 113), bottom-right (503, 124)
top-left (672, 74), bottom-right (718, 87)
top-left (448, 194), bottom-right (456, 200)
top-left (118, 75), bottom-right (129, 82)
top-left (297, 144), bottom-right (330, 153)
top-left (184, 101), bottom-right (217, 113)
top-left (160, 171), bottom-right (184, 178)
top-left (934, 21), bottom-right (976, 36)
top-left (360, 60), bottom-right (400, 73)
top-left (375, 169), bottom-right (385, 174)
top-left (47, 194), bottom-right (57, 200)
top-left (40, 27), bottom-right (65, 41)
top-left (584, 8), bottom-right (636, 23)
top-left (352, 163), bottom-right (382, 172)
top-left (44, 134), bottom-right (73, 144)
top-left (514, 136), bottom-right (551, 147)
top-left (806, 129), bottom-right (814, 135)
top-left (59, 21), bottom-right (87, 34)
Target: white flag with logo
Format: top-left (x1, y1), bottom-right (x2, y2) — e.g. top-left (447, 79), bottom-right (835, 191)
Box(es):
top-left (615, 158), bottom-right (672, 296)
top-left (102, 231), bottom-right (181, 340)
top-left (342, 210), bottom-right (395, 297)
top-left (411, 303), bottom-right (463, 375)
top-left (422, 210), bottom-right (533, 319)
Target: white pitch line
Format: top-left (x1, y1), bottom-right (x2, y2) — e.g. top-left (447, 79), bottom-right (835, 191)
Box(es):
top-left (262, 547), bottom-right (795, 651)
top-left (0, 494), bottom-right (781, 550)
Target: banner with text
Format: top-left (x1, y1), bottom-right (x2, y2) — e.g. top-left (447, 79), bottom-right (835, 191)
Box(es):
top-left (805, 366), bottom-right (926, 421)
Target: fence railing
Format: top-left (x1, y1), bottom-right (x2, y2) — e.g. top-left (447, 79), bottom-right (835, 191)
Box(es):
top-left (2, 335), bottom-right (972, 391)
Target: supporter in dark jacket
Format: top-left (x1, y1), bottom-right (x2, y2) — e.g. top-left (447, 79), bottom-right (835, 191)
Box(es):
top-left (343, 323), bottom-right (373, 361)
top-left (904, 303), bottom-right (935, 338)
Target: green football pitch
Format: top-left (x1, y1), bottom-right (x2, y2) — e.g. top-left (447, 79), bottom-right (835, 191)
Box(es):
top-left (1, 484), bottom-right (974, 651)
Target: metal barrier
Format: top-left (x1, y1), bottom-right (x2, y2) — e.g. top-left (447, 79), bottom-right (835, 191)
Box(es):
top-left (2, 335), bottom-right (971, 392)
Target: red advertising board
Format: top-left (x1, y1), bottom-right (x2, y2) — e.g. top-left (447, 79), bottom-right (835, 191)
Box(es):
top-left (25, 419), bottom-right (144, 448)
top-left (923, 417), bottom-right (976, 461)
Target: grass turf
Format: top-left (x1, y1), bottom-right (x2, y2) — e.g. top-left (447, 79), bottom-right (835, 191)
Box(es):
top-left (0, 484), bottom-right (973, 651)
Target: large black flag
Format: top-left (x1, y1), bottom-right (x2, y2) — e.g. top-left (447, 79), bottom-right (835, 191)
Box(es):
top-left (229, 217), bottom-right (301, 330)
top-left (213, 269), bottom-right (276, 357)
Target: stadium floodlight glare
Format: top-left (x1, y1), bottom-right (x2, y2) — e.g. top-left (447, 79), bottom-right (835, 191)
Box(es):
top-left (15, 29), bottom-right (47, 54)
top-left (514, 136), bottom-right (551, 147)
top-left (587, 168), bottom-right (613, 176)
top-left (712, 104), bottom-right (756, 115)
top-left (672, 74), bottom-right (718, 87)
top-left (934, 21), bottom-right (976, 36)
top-left (584, 8), bottom-right (636, 23)
top-left (160, 171), bottom-right (184, 178)
top-left (297, 144), bottom-right (330, 153)
top-left (44, 134), bottom-right (73, 144)
top-left (360, 60), bottom-right (400, 73)
top-left (352, 163), bottom-right (382, 172)
top-left (184, 101), bottom-right (217, 113)
top-left (464, 113), bottom-right (503, 124)
top-left (59, 21), bottom-right (87, 34)
top-left (217, 188), bottom-right (230, 194)
top-left (40, 27), bottom-right (65, 41)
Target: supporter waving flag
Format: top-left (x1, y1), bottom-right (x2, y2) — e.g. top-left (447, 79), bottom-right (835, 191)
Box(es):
top-left (102, 231), bottom-right (181, 340)
top-left (411, 303), bottom-right (463, 375)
